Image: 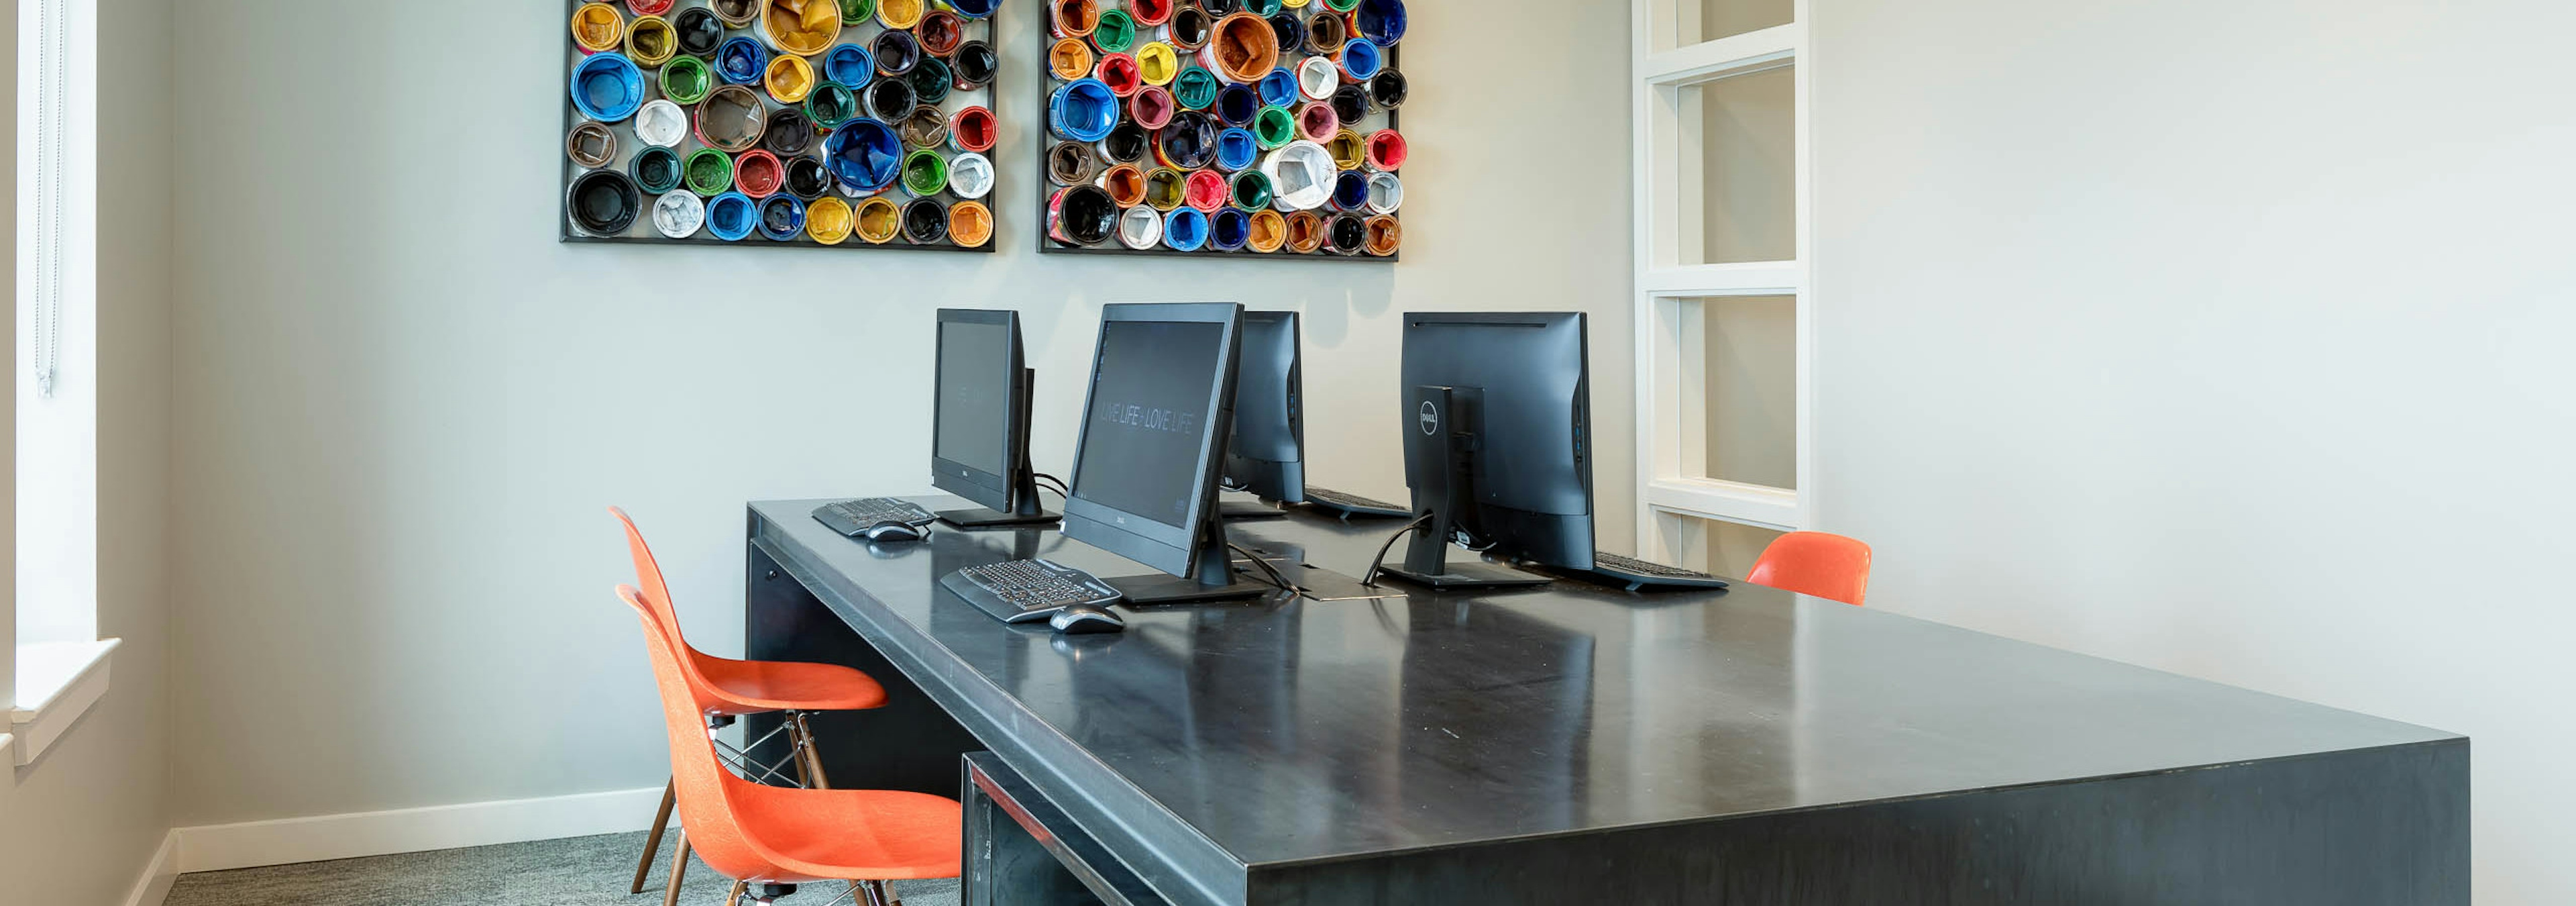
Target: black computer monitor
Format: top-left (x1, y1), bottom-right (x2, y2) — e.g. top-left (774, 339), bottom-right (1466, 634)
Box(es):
top-left (1381, 311), bottom-right (1593, 589)
top-left (931, 309), bottom-right (1059, 528)
top-left (1220, 310), bottom-right (1303, 518)
top-left (1061, 303), bottom-right (1268, 604)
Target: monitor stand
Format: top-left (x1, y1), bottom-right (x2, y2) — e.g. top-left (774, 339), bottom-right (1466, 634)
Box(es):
top-left (1218, 499), bottom-right (1289, 520)
top-left (1373, 385), bottom-right (1551, 591)
top-left (1104, 519), bottom-right (1273, 605)
top-left (936, 505), bottom-right (1060, 529)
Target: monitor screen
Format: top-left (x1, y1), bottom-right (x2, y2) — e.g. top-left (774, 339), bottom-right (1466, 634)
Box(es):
top-left (934, 319), bottom-right (1014, 477)
top-left (1073, 319), bottom-right (1226, 527)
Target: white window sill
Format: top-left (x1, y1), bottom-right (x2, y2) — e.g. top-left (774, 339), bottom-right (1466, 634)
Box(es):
top-left (12, 638), bottom-right (119, 766)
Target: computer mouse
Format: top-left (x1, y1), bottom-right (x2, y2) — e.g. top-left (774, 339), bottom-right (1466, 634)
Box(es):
top-left (860, 520), bottom-right (927, 543)
top-left (1049, 603), bottom-right (1126, 634)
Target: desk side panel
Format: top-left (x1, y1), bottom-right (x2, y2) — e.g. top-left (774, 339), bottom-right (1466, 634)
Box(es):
top-left (1252, 740), bottom-right (2469, 905)
top-left (745, 540), bottom-right (988, 797)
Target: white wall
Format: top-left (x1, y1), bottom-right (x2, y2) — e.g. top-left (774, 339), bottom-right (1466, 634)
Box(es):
top-left (167, 0), bottom-right (1635, 825)
top-left (0, 0), bottom-right (175, 901)
top-left (1813, 1), bottom-right (2575, 901)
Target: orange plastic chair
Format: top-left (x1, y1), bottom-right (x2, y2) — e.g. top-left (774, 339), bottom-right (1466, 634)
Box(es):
top-left (622, 585), bottom-right (961, 906)
top-left (1746, 532), bottom-right (1874, 607)
top-left (613, 507), bottom-right (891, 903)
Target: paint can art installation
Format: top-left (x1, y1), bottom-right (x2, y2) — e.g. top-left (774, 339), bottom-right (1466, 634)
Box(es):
top-left (1038, 0), bottom-right (1404, 257)
top-left (563, 0), bottom-right (1005, 251)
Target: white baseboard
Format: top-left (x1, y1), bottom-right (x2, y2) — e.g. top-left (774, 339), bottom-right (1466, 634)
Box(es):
top-left (122, 830), bottom-right (179, 906)
top-left (174, 786), bottom-right (672, 874)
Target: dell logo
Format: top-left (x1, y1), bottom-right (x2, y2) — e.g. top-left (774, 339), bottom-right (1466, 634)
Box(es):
top-left (1419, 401), bottom-right (1440, 436)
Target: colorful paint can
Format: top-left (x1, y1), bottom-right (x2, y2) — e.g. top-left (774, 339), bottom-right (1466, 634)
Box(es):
top-left (669, 9), bottom-right (722, 58)
top-left (917, 10), bottom-right (967, 56)
top-left (1173, 65), bottom-right (1220, 109)
top-left (696, 85), bottom-right (768, 152)
top-left (949, 106), bottom-right (998, 153)
top-left (572, 3), bottom-right (625, 55)
top-left (1251, 105), bottom-right (1296, 148)
top-left (653, 191), bottom-right (705, 238)
top-left (766, 54), bottom-right (817, 104)
top-left (758, 194), bottom-right (807, 240)
top-left (636, 99), bottom-right (690, 146)
top-left (786, 156), bottom-right (834, 199)
top-left (1143, 167), bottom-right (1187, 210)
top-left (1248, 208), bottom-right (1287, 252)
top-left (949, 200), bottom-right (994, 247)
top-left (824, 119), bottom-right (905, 193)
top-left (947, 152), bottom-right (996, 199)
top-left (806, 195), bottom-right (855, 244)
top-left (864, 77), bottom-right (918, 125)
top-left (804, 81), bottom-right (861, 128)
top-left (1210, 207), bottom-right (1252, 250)
top-left (706, 191), bottom-right (759, 240)
top-left (1261, 140), bottom-right (1336, 209)
top-left (1131, 85), bottom-right (1177, 130)
top-left (735, 150), bottom-right (786, 197)
top-left (1048, 184), bottom-right (1118, 245)
top-left (716, 36), bottom-right (769, 85)
top-left (1285, 209), bottom-right (1325, 252)
top-left (572, 53), bottom-right (647, 122)
top-left (1216, 128), bottom-right (1259, 170)
top-left (1094, 9), bottom-right (1138, 53)
top-left (632, 145), bottom-right (685, 194)
top-left (873, 29), bottom-right (921, 76)
top-left (761, 0), bottom-right (841, 57)
top-left (661, 55), bottom-right (714, 104)
top-left (625, 15), bottom-right (678, 67)
top-left (1364, 129), bottom-right (1407, 171)
top-left (570, 169), bottom-right (642, 236)
top-left (568, 121), bottom-right (618, 169)
top-left (684, 148), bottom-right (735, 196)
top-left (855, 197), bottom-right (902, 242)
top-left (1164, 207), bottom-right (1210, 250)
top-left (764, 108), bottom-right (816, 156)
top-left (824, 44), bottom-right (875, 89)
top-left (1201, 13), bottom-right (1280, 84)
top-left (1100, 164), bottom-right (1148, 207)
top-left (953, 42), bottom-right (998, 87)
top-left (1049, 141), bottom-right (1099, 185)
top-left (1117, 204), bottom-right (1165, 249)
top-left (900, 149), bottom-right (949, 196)
top-left (1051, 78), bottom-right (1120, 142)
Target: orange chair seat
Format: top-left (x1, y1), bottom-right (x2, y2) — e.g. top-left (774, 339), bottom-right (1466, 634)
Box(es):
top-left (726, 782), bottom-right (965, 883)
top-left (693, 654), bottom-right (889, 714)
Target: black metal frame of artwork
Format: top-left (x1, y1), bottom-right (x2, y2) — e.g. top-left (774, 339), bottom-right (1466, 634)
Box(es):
top-left (1034, 2), bottom-right (1404, 261)
top-left (561, 0), bottom-right (1002, 252)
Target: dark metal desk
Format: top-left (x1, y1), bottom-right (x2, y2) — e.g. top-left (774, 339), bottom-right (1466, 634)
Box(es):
top-left (743, 497), bottom-right (2465, 905)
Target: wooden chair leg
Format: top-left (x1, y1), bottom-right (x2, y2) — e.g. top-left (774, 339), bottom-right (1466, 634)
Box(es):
top-left (631, 778), bottom-right (678, 894)
top-left (857, 880), bottom-right (891, 906)
top-left (662, 829), bottom-right (691, 906)
top-left (793, 711), bottom-right (830, 789)
top-left (726, 879), bottom-right (749, 906)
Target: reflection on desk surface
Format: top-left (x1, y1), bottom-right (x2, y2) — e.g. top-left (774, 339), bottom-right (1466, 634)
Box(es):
top-left (763, 498), bottom-right (2459, 866)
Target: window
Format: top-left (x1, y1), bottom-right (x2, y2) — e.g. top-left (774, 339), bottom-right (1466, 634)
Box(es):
top-left (1631, 0), bottom-right (1809, 564)
top-left (9, 0), bottom-right (111, 766)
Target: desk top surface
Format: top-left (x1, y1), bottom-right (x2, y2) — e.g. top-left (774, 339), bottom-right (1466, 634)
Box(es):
top-left (751, 497), bottom-right (2455, 870)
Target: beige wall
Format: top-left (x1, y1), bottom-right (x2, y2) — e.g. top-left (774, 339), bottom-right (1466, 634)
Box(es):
top-left (0, 0), bottom-right (174, 901)
top-left (1813, 0), bottom-right (2576, 900)
top-left (166, 0), bottom-right (1635, 824)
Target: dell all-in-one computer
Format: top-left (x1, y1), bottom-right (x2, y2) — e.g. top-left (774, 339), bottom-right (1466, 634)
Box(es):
top-left (938, 303), bottom-right (1275, 625)
top-left (930, 309), bottom-right (1061, 528)
top-left (1377, 311), bottom-right (1728, 591)
top-left (1222, 311), bottom-right (1413, 521)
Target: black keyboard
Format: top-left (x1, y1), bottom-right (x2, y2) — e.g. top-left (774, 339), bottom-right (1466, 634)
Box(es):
top-left (941, 558), bottom-right (1124, 624)
top-left (1300, 486), bottom-right (1411, 519)
top-left (811, 498), bottom-right (938, 537)
top-left (1584, 552), bottom-right (1731, 591)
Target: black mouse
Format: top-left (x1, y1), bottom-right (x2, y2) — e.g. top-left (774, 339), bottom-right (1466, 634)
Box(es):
top-left (1049, 603), bottom-right (1126, 634)
top-left (860, 520), bottom-right (927, 543)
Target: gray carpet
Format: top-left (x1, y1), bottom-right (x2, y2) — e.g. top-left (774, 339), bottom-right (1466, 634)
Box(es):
top-left (164, 831), bottom-right (961, 906)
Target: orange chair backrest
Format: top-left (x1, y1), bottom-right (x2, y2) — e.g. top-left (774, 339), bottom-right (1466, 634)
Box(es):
top-left (619, 583), bottom-right (780, 883)
top-left (612, 507), bottom-right (727, 712)
top-left (1747, 531), bottom-right (1873, 606)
